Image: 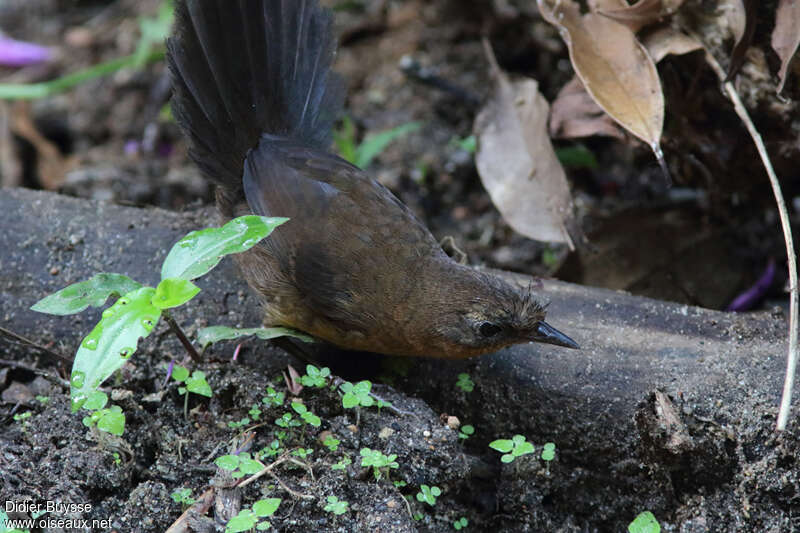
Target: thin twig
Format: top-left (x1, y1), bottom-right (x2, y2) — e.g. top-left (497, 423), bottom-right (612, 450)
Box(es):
top-left (703, 50), bottom-right (799, 431)
top-left (0, 325), bottom-right (72, 363)
top-left (236, 452), bottom-right (315, 500)
top-left (162, 311), bottom-right (202, 363)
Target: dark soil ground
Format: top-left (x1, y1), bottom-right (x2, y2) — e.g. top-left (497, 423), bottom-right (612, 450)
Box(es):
top-left (2, 0), bottom-right (799, 532)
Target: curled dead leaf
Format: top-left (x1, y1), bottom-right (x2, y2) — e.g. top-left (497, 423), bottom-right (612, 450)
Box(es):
top-left (537, 0), bottom-right (665, 157)
top-left (596, 0), bottom-right (687, 33)
top-left (549, 77), bottom-right (624, 139)
top-left (772, 0), bottom-right (800, 94)
top-left (643, 27), bottom-right (702, 63)
top-left (474, 41), bottom-right (577, 248)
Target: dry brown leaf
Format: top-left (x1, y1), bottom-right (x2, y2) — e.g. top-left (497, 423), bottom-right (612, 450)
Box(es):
top-left (474, 41), bottom-right (576, 248)
top-left (724, 0), bottom-right (755, 80)
top-left (596, 0), bottom-right (687, 33)
top-left (772, 0), bottom-right (800, 94)
top-left (538, 0), bottom-right (665, 156)
top-left (10, 101), bottom-right (75, 190)
top-left (643, 27), bottom-right (702, 63)
top-left (549, 76), bottom-right (625, 139)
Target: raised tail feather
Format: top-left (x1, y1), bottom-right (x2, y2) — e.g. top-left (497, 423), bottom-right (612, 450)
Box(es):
top-left (167, 0), bottom-right (344, 195)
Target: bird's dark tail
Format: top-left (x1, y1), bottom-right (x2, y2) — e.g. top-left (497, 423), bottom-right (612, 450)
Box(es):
top-left (167, 0), bottom-right (344, 197)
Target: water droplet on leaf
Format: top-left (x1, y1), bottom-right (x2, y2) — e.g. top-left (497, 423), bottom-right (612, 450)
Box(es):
top-left (71, 371), bottom-right (86, 388)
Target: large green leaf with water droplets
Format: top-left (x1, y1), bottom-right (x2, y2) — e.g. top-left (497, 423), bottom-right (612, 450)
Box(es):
top-left (70, 286), bottom-right (161, 412)
top-left (161, 215), bottom-right (288, 281)
top-left (31, 273), bottom-right (142, 315)
top-left (196, 325), bottom-right (314, 348)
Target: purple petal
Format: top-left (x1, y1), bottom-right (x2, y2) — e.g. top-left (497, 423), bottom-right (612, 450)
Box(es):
top-left (726, 259), bottom-right (776, 312)
top-left (0, 36), bottom-right (52, 67)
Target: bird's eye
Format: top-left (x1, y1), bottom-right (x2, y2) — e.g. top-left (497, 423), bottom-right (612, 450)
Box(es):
top-left (478, 322), bottom-right (502, 337)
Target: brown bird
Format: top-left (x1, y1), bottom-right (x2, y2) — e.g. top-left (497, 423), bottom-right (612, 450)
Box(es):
top-left (167, 0), bottom-right (578, 358)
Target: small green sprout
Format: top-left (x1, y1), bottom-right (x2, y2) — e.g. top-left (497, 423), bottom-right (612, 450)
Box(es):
top-left (489, 434), bottom-right (535, 463)
top-left (331, 456), bottom-right (352, 471)
top-left (393, 480), bottom-right (408, 488)
top-left (300, 365), bottom-right (331, 387)
top-left (334, 115), bottom-right (421, 169)
top-left (340, 380), bottom-right (374, 408)
top-left (262, 386), bottom-right (285, 406)
top-left (541, 442), bottom-right (556, 473)
top-left (455, 373), bottom-right (474, 393)
top-left (215, 452), bottom-right (263, 479)
top-left (275, 412), bottom-right (301, 429)
top-left (360, 447), bottom-right (399, 480)
top-left (628, 511), bottom-right (661, 533)
top-left (248, 405), bottom-right (262, 420)
top-left (413, 512), bottom-right (424, 521)
top-left (13, 411), bottom-right (32, 422)
top-left (291, 402), bottom-right (321, 427)
top-left (323, 435), bottom-right (341, 452)
top-left (324, 495), bottom-right (349, 516)
top-left (453, 516), bottom-right (469, 530)
top-left (292, 448), bottom-right (313, 459)
top-left (174, 368), bottom-right (213, 398)
top-left (171, 487), bottom-right (196, 509)
top-left (258, 440), bottom-right (282, 459)
top-left (228, 417), bottom-right (251, 429)
top-left (451, 134), bottom-right (476, 154)
top-left (225, 498), bottom-right (281, 532)
top-left (35, 395), bottom-right (49, 404)
top-left (112, 451), bottom-right (121, 466)
top-left (458, 424), bottom-right (475, 440)
top-left (31, 215), bottom-right (285, 434)
top-left (80, 393), bottom-right (125, 436)
top-left (415, 485), bottom-right (442, 506)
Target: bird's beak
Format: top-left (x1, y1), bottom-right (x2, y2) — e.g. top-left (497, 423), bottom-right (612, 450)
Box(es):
top-left (532, 321), bottom-right (579, 349)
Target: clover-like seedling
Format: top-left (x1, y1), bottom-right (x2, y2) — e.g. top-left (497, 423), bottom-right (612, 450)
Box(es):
top-left (291, 401), bottom-right (321, 427)
top-left (453, 516), bottom-right (469, 530)
top-left (215, 452), bottom-right (264, 479)
top-left (331, 456), bottom-right (352, 471)
top-left (455, 373), bottom-right (474, 393)
top-left (541, 442), bottom-right (556, 473)
top-left (262, 386), bottom-right (285, 407)
top-left (80, 391), bottom-right (125, 436)
top-left (323, 435), bottom-right (340, 452)
top-left (393, 480), bottom-right (408, 488)
top-left (228, 417), bottom-right (251, 429)
top-left (340, 380), bottom-right (375, 408)
top-left (300, 365), bottom-right (331, 388)
top-left (458, 424), bottom-right (475, 440)
top-left (489, 434), bottom-right (535, 463)
top-left (360, 447), bottom-right (399, 481)
top-left (292, 448), bottom-right (313, 459)
top-left (258, 440), bottom-right (282, 460)
top-left (170, 488), bottom-right (196, 510)
top-left (31, 216), bottom-right (287, 435)
top-left (628, 511), bottom-right (661, 533)
top-left (324, 495), bottom-right (349, 516)
top-left (224, 498), bottom-right (281, 533)
top-left (415, 485), bottom-right (442, 506)
top-left (275, 412), bottom-right (302, 430)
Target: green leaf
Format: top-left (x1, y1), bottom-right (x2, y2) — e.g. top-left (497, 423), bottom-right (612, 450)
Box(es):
top-left (96, 406), bottom-right (125, 436)
top-left (489, 439), bottom-right (514, 453)
top-left (70, 287), bottom-right (161, 412)
top-left (355, 122), bottom-right (421, 169)
top-left (501, 454), bottom-right (515, 463)
top-left (252, 498), bottom-right (281, 517)
top-left (161, 215), bottom-right (288, 280)
top-left (185, 370), bottom-right (212, 397)
top-left (238, 457), bottom-right (263, 475)
top-left (555, 145), bottom-right (598, 169)
top-left (225, 509), bottom-right (257, 533)
top-left (152, 278), bottom-right (200, 309)
top-left (83, 390), bottom-right (108, 411)
top-left (196, 325), bottom-right (313, 348)
top-left (628, 511), bottom-right (661, 533)
top-left (31, 273), bottom-right (142, 315)
top-left (215, 455), bottom-right (240, 471)
top-left (171, 364), bottom-right (189, 382)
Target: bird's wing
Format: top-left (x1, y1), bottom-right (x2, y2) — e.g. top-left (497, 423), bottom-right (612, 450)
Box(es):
top-left (242, 135), bottom-right (441, 331)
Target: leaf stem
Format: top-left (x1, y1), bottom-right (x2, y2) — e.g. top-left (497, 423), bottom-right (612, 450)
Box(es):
top-left (162, 310), bottom-right (202, 363)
